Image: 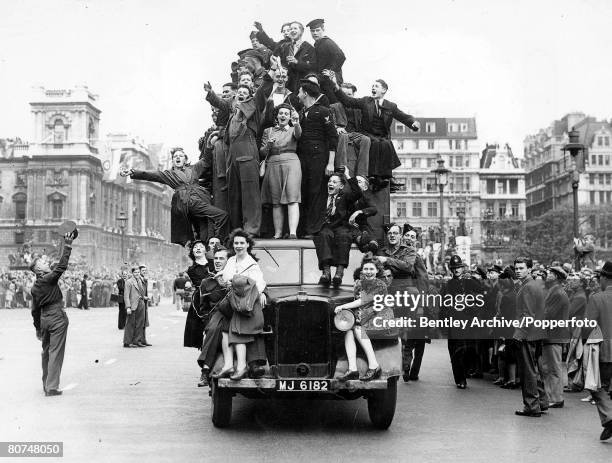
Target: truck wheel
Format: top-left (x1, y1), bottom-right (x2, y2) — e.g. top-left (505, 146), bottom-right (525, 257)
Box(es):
top-left (211, 380), bottom-right (232, 428)
top-left (367, 378), bottom-right (397, 429)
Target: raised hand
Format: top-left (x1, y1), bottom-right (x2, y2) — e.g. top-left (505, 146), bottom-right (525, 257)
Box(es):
top-left (254, 21), bottom-right (263, 32)
top-left (203, 81), bottom-right (213, 93)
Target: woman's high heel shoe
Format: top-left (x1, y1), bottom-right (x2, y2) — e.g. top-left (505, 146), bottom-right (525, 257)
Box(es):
top-left (212, 367), bottom-right (235, 379)
top-left (230, 367), bottom-right (249, 381)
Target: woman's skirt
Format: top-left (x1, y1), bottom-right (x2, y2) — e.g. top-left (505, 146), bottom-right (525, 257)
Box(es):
top-left (261, 153), bottom-right (302, 205)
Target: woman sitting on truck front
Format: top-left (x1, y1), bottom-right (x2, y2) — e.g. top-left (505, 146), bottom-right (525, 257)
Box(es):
top-left (334, 258), bottom-right (384, 382)
top-left (215, 228), bottom-right (267, 381)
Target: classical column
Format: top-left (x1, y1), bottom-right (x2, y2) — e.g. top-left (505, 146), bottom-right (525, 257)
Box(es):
top-left (79, 173), bottom-right (88, 221)
top-left (127, 191), bottom-right (133, 234)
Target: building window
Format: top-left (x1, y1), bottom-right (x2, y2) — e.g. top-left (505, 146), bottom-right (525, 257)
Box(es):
top-left (411, 158), bottom-right (421, 168)
top-left (511, 203), bottom-right (519, 216)
top-left (600, 174), bottom-right (605, 184)
top-left (607, 174), bottom-right (611, 185)
top-left (487, 179), bottom-right (495, 194)
top-left (606, 155), bottom-right (610, 166)
top-left (600, 191), bottom-right (605, 203)
top-left (599, 155), bottom-right (604, 165)
top-left (464, 155), bottom-right (470, 167)
top-left (13, 194), bottom-right (26, 220)
top-left (590, 191), bottom-right (596, 204)
top-left (589, 174), bottom-right (595, 185)
top-left (448, 140), bottom-right (453, 150)
top-left (455, 155), bottom-right (463, 167)
top-left (598, 136), bottom-right (603, 146)
top-left (396, 177), bottom-right (407, 192)
top-left (15, 231), bottom-right (24, 244)
top-left (395, 123), bottom-right (405, 133)
top-left (498, 204), bottom-right (507, 217)
top-left (412, 202), bottom-right (422, 217)
top-left (497, 180), bottom-right (507, 194)
top-left (411, 178), bottom-right (422, 192)
top-left (460, 123), bottom-right (468, 132)
top-left (427, 202), bottom-right (438, 217)
top-left (605, 137), bottom-right (610, 146)
top-left (607, 191), bottom-right (612, 203)
top-left (53, 119), bottom-right (66, 147)
top-left (413, 140), bottom-right (419, 149)
top-left (426, 177), bottom-right (437, 192)
top-left (425, 122), bottom-right (436, 133)
top-left (38, 230), bottom-right (47, 242)
top-left (591, 155), bottom-right (597, 165)
top-left (52, 200), bottom-right (63, 219)
top-left (427, 140), bottom-right (434, 150)
top-left (427, 158), bottom-right (436, 168)
top-left (509, 179), bottom-right (518, 194)
top-left (396, 140), bottom-right (404, 151)
top-left (396, 201), bottom-right (407, 217)
top-left (455, 140), bottom-right (461, 150)
top-left (464, 139), bottom-right (468, 150)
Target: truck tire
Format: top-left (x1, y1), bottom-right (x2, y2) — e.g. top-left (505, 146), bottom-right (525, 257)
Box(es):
top-left (211, 380), bottom-right (232, 428)
top-left (367, 378), bottom-right (397, 429)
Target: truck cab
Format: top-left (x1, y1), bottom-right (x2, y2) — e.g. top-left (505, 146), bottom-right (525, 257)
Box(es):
top-left (209, 239), bottom-right (401, 429)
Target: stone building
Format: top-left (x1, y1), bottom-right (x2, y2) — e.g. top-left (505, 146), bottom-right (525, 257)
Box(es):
top-left (0, 86), bottom-right (179, 270)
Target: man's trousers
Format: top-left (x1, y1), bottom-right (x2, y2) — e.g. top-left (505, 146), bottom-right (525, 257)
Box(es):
top-left (40, 304), bottom-right (69, 391)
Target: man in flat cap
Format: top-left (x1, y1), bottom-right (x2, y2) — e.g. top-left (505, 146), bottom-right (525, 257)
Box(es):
top-left (583, 261), bottom-right (612, 440)
top-left (242, 49), bottom-right (268, 91)
top-left (542, 266), bottom-right (570, 409)
top-left (30, 230), bottom-right (77, 396)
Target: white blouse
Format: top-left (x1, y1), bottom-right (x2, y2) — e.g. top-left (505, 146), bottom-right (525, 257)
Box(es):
top-left (222, 254), bottom-right (266, 294)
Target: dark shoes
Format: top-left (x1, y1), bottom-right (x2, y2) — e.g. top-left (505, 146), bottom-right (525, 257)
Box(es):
top-left (600, 423), bottom-right (612, 441)
top-left (229, 367), bottom-right (249, 381)
top-left (501, 381), bottom-right (520, 389)
top-left (318, 272), bottom-right (331, 286)
top-left (249, 365), bottom-right (266, 379)
top-left (198, 367), bottom-right (210, 387)
top-left (212, 367), bottom-right (235, 379)
top-left (338, 370), bottom-right (359, 382)
top-left (493, 378), bottom-right (505, 386)
top-left (549, 401), bottom-right (564, 408)
top-left (142, 342), bottom-right (152, 346)
top-left (456, 382), bottom-right (467, 389)
top-left (45, 389), bottom-right (63, 397)
top-left (361, 366), bottom-right (381, 381)
top-left (124, 343), bottom-right (137, 348)
top-left (332, 275), bottom-right (343, 288)
top-left (515, 409), bottom-right (541, 417)
top-left (136, 343), bottom-right (146, 347)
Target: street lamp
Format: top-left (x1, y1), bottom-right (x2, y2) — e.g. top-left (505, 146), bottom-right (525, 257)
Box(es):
top-left (562, 127), bottom-right (585, 270)
top-left (431, 157), bottom-right (451, 263)
top-left (117, 210), bottom-right (127, 263)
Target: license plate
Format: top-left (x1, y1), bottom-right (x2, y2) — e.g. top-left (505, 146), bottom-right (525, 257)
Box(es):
top-left (276, 379), bottom-right (330, 392)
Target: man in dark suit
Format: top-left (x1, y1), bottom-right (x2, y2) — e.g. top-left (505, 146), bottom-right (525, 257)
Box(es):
top-left (325, 71), bottom-right (420, 185)
top-left (542, 266), bottom-right (570, 408)
top-left (313, 173), bottom-right (361, 288)
top-left (278, 22), bottom-right (315, 93)
top-left (116, 269), bottom-right (128, 329)
top-left (584, 261), bottom-right (612, 440)
top-left (513, 257), bottom-right (548, 417)
top-left (253, 21), bottom-right (292, 56)
top-left (78, 274), bottom-right (89, 310)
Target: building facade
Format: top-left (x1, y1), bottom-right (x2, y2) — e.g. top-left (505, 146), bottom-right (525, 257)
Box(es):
top-left (524, 112), bottom-right (612, 250)
top-left (390, 117), bottom-right (482, 261)
top-left (0, 86), bottom-right (179, 270)
top-left (479, 143), bottom-right (526, 262)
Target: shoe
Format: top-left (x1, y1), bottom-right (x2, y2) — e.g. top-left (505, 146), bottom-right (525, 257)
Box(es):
top-left (197, 368), bottom-right (209, 388)
top-left (124, 343), bottom-right (138, 348)
top-left (212, 367), bottom-right (235, 379)
top-left (408, 375), bottom-right (419, 381)
top-left (361, 366), bottom-right (382, 381)
top-left (332, 275), bottom-right (343, 288)
top-left (515, 409), bottom-right (541, 417)
top-left (456, 382), bottom-right (467, 389)
top-left (501, 381), bottom-right (519, 389)
top-left (136, 343), bottom-right (146, 347)
top-left (273, 235), bottom-right (282, 239)
top-left (123, 343), bottom-right (131, 348)
top-left (402, 371), bottom-right (410, 382)
top-left (143, 342), bottom-right (152, 346)
top-left (45, 389), bottom-right (63, 397)
top-left (549, 401), bottom-right (564, 408)
top-left (288, 234), bottom-right (298, 240)
top-left (318, 272), bottom-right (331, 286)
top-left (338, 370), bottom-right (359, 382)
top-left (249, 365), bottom-right (266, 379)
top-left (600, 423), bottom-right (612, 441)
top-left (581, 395), bottom-right (593, 402)
top-left (493, 378), bottom-right (505, 386)
top-left (229, 367), bottom-right (249, 381)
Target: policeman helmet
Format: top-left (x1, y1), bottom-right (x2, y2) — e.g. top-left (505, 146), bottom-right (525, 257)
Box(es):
top-left (449, 255), bottom-right (463, 269)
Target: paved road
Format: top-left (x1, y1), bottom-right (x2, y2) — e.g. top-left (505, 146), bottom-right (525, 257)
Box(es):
top-left (0, 300), bottom-right (609, 462)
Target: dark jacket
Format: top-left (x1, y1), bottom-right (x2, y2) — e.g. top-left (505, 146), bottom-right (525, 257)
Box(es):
top-left (583, 286), bottom-right (612, 362)
top-left (313, 36), bottom-right (346, 81)
top-left (324, 178), bottom-right (362, 230)
top-left (279, 41), bottom-right (316, 92)
top-left (334, 88), bottom-right (418, 137)
top-left (544, 282), bottom-right (570, 344)
top-left (298, 101), bottom-right (338, 150)
top-left (513, 275), bottom-right (546, 341)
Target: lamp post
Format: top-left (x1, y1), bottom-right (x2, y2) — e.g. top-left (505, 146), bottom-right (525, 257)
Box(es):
top-left (117, 210), bottom-right (127, 263)
top-left (431, 157), bottom-right (451, 263)
top-left (562, 127), bottom-right (585, 270)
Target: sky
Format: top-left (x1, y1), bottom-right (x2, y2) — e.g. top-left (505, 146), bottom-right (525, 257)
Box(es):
top-left (2, 0), bottom-right (612, 161)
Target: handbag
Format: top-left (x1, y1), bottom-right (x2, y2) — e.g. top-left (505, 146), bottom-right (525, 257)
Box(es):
top-left (259, 158), bottom-right (267, 177)
top-left (228, 274), bottom-right (259, 316)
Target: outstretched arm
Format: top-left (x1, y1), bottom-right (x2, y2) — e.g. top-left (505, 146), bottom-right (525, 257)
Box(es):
top-left (392, 105), bottom-right (419, 131)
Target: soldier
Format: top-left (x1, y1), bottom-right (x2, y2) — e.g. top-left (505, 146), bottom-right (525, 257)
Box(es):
top-left (30, 231), bottom-right (77, 396)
